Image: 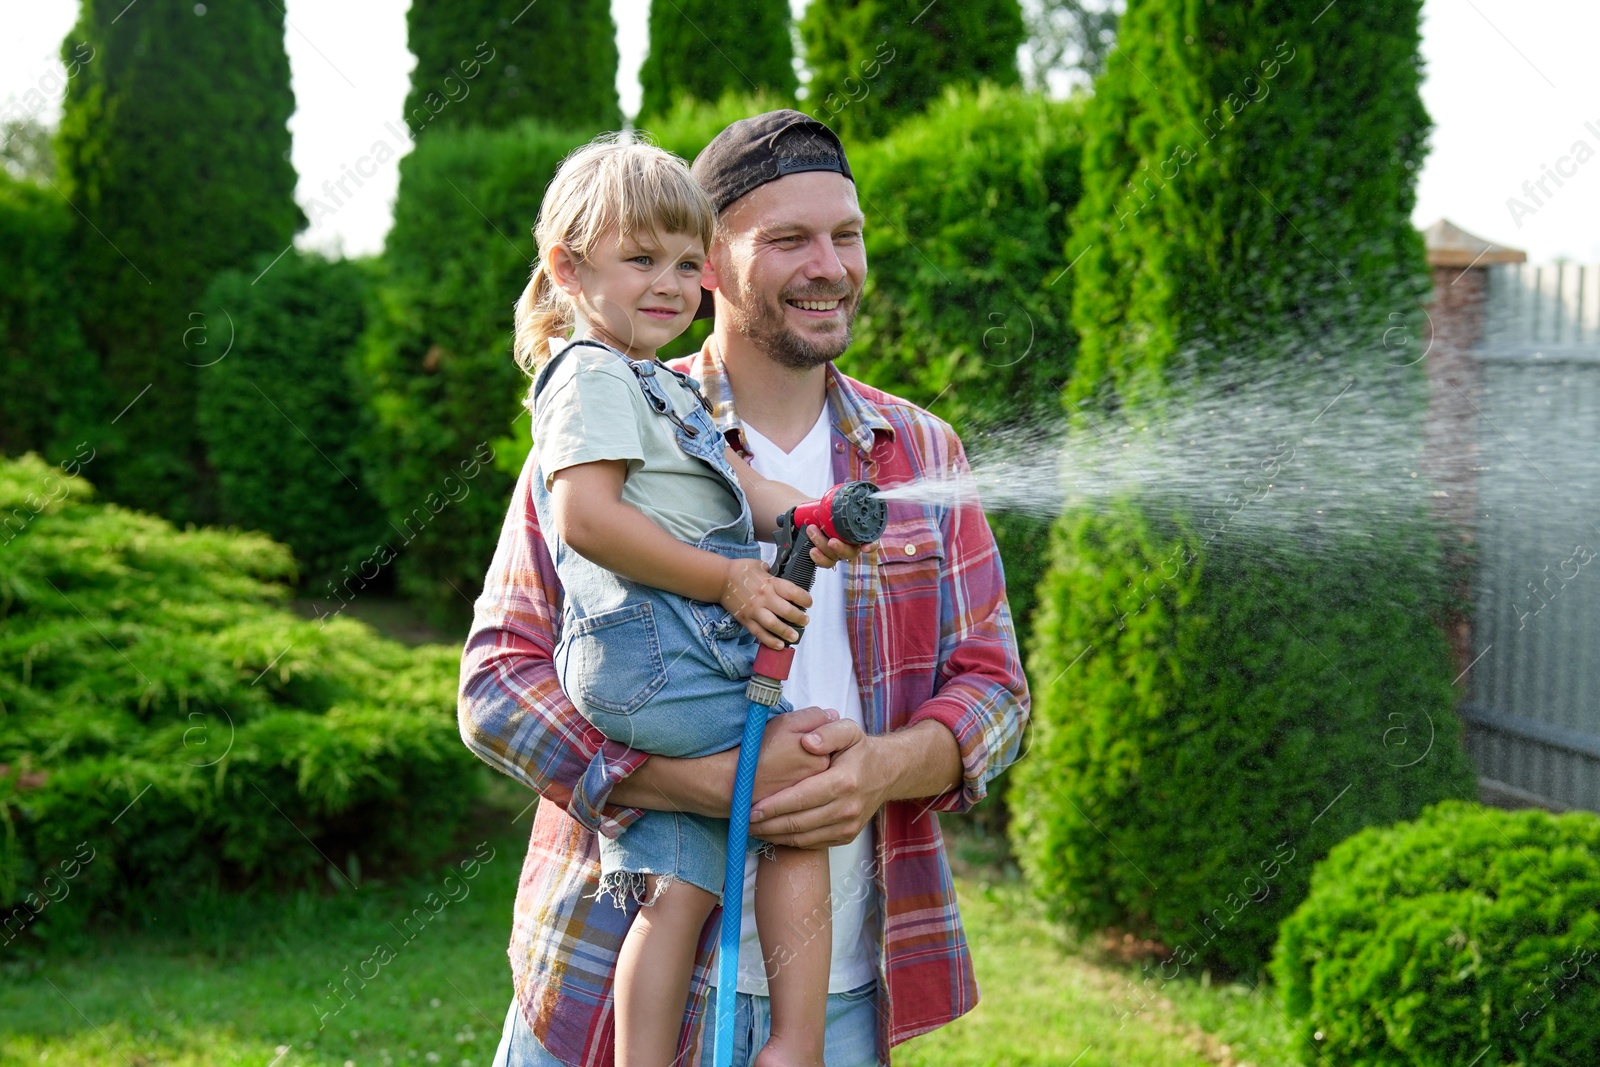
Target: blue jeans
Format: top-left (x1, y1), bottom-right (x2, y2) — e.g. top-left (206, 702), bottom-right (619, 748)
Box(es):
top-left (491, 984), bottom-right (883, 1067)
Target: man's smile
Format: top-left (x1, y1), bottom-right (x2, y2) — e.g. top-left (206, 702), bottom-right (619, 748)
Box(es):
top-left (788, 299), bottom-right (842, 313)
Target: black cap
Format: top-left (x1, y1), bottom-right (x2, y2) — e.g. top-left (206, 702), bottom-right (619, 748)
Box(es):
top-left (692, 109), bottom-right (853, 214)
top-left (691, 110), bottom-right (854, 318)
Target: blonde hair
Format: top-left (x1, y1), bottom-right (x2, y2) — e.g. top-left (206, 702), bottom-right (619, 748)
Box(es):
top-left (513, 133), bottom-right (716, 402)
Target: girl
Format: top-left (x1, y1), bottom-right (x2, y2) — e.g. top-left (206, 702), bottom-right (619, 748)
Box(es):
top-left (511, 134), bottom-right (859, 1067)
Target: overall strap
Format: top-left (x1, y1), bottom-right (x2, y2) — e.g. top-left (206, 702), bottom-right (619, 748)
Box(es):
top-left (622, 357), bottom-right (713, 440)
top-left (530, 337), bottom-right (617, 401)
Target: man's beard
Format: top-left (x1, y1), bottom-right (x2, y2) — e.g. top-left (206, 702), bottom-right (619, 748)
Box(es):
top-left (725, 274), bottom-right (858, 370)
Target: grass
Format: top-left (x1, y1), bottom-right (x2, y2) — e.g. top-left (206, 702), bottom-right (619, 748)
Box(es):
top-left (0, 783), bottom-right (530, 1067)
top-left (1, 801), bottom-right (1308, 1067)
top-left (898, 826), bottom-right (1303, 1067)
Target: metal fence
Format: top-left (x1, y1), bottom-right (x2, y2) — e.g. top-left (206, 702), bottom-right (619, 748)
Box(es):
top-left (1461, 262), bottom-right (1600, 811)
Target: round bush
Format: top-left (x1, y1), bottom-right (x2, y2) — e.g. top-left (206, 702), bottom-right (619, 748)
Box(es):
top-left (1010, 500), bottom-right (1478, 975)
top-left (1275, 800), bottom-right (1600, 1065)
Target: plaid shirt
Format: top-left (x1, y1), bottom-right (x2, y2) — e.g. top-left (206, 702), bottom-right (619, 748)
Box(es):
top-left (458, 344), bottom-right (1029, 1066)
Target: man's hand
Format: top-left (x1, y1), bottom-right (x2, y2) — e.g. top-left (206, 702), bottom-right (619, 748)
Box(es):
top-left (804, 524), bottom-right (874, 569)
top-left (608, 706), bottom-right (836, 817)
top-left (749, 718), bottom-right (963, 848)
top-left (748, 717), bottom-right (881, 848)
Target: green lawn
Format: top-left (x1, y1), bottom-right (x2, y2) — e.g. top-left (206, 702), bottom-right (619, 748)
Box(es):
top-left (898, 874), bottom-right (1302, 1067)
top-left (1, 809), bottom-right (1303, 1067)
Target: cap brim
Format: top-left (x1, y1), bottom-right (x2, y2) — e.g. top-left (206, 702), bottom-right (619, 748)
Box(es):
top-left (693, 285), bottom-right (715, 321)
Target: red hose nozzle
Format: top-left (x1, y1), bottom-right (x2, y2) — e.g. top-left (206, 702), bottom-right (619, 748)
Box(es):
top-left (789, 480), bottom-right (887, 547)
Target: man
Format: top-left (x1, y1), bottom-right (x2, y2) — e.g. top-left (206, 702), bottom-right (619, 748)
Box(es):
top-left (460, 111), bottom-right (1028, 1066)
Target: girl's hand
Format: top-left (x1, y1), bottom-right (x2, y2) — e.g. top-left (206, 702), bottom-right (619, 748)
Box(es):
top-left (721, 557), bottom-right (812, 649)
top-left (805, 524), bottom-right (873, 569)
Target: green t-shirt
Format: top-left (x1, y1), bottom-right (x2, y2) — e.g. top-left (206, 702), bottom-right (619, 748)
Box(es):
top-left (532, 342), bottom-right (742, 545)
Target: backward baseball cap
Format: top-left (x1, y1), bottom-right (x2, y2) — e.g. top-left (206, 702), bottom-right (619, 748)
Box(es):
top-left (690, 110), bottom-right (854, 319)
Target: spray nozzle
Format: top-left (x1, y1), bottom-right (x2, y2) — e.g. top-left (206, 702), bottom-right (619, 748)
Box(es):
top-left (748, 481), bottom-right (886, 705)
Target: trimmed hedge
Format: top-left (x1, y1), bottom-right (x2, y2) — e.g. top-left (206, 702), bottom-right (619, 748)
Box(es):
top-left (402, 0), bottom-right (620, 135)
top-left (1011, 0), bottom-right (1464, 974)
top-left (359, 120), bottom-right (588, 625)
top-left (0, 171), bottom-right (104, 464)
top-left (0, 455), bottom-right (478, 942)
top-left (1067, 0), bottom-right (1431, 399)
top-left (196, 250), bottom-right (387, 586)
top-left (1275, 800), bottom-right (1600, 1065)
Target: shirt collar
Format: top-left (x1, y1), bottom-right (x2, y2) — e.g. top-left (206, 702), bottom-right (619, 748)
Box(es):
top-left (681, 341), bottom-right (893, 458)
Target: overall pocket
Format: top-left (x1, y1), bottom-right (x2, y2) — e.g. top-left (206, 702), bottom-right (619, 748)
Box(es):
top-left (560, 602), bottom-right (669, 715)
top-left (687, 602), bottom-right (757, 680)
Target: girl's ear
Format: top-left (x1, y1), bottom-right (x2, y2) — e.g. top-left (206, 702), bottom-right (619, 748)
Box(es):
top-left (548, 242), bottom-right (583, 297)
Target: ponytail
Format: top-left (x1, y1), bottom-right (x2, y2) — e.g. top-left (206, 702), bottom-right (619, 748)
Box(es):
top-left (512, 258), bottom-right (573, 411)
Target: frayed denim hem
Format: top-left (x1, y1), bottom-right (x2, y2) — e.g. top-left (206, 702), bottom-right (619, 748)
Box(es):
top-left (592, 870), bottom-right (676, 909)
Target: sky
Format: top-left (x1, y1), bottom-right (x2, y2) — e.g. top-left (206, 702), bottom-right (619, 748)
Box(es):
top-left (4, 0), bottom-right (1599, 264)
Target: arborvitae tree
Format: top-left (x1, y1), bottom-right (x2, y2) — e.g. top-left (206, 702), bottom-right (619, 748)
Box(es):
top-left (402, 0), bottom-right (621, 137)
top-left (1011, 0), bottom-right (1475, 975)
top-left (800, 0), bottom-right (1024, 138)
top-left (637, 0), bottom-right (797, 121)
top-left (1066, 0), bottom-right (1432, 399)
top-left (53, 0), bottom-right (303, 523)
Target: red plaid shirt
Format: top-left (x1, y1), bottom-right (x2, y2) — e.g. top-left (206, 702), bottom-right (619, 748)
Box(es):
top-left (458, 345), bottom-right (1029, 1065)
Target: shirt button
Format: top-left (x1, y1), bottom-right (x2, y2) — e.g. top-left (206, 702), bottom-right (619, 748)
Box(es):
top-left (833, 442), bottom-right (845, 454)
top-left (904, 543), bottom-right (917, 556)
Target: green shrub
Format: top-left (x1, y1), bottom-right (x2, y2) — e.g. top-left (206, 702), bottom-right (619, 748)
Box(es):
top-left (0, 171), bottom-right (104, 463)
top-left (0, 454), bottom-right (478, 943)
top-left (800, 0), bottom-right (1024, 139)
top-left (1011, 500), bottom-right (1478, 975)
top-left (195, 250), bottom-right (386, 586)
top-left (638, 0), bottom-right (796, 121)
top-left (359, 120), bottom-right (587, 625)
top-left (1275, 800), bottom-right (1600, 1065)
top-left (54, 0), bottom-right (303, 522)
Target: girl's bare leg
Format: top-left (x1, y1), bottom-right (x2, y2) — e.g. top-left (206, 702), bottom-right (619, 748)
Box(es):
top-left (614, 876), bottom-right (718, 1067)
top-left (753, 845), bottom-right (830, 1067)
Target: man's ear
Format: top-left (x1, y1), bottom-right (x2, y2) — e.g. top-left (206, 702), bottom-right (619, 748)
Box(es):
top-left (548, 243), bottom-right (583, 297)
top-left (700, 251), bottom-right (722, 293)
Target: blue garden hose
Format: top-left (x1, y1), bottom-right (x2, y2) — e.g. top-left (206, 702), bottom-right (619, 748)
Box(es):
top-left (713, 700), bottom-right (769, 1066)
top-left (710, 482), bottom-right (885, 1066)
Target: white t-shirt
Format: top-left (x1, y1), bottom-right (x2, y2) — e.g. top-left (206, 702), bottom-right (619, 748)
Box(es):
top-left (714, 408), bottom-right (879, 995)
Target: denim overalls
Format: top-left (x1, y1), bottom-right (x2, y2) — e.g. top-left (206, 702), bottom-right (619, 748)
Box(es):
top-left (530, 339), bottom-right (789, 904)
